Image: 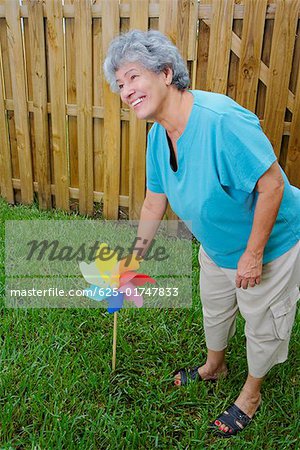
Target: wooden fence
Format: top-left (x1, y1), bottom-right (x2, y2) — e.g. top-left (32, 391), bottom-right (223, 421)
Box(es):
top-left (0, 0), bottom-right (300, 219)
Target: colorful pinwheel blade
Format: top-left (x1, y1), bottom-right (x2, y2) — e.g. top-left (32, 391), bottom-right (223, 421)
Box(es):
top-left (107, 292), bottom-right (125, 314)
top-left (118, 253), bottom-right (141, 275)
top-left (119, 271), bottom-right (139, 287)
top-left (94, 244), bottom-right (120, 287)
top-left (119, 271), bottom-right (156, 287)
top-left (128, 273), bottom-right (156, 286)
top-left (83, 285), bottom-right (110, 302)
top-left (118, 281), bottom-right (144, 308)
top-left (79, 262), bottom-right (109, 288)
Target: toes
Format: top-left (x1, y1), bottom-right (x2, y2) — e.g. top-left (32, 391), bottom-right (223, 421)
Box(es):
top-left (214, 420), bottom-right (230, 434)
top-left (174, 372), bottom-right (181, 386)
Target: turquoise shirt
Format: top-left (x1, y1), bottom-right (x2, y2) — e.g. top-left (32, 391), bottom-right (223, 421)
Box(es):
top-left (146, 90), bottom-right (300, 269)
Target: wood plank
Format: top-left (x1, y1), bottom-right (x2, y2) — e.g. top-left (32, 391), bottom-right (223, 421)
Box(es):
top-left (159, 0), bottom-right (177, 43)
top-left (0, 10), bottom-right (19, 182)
top-left (285, 51), bottom-right (300, 187)
top-left (206, 0), bottom-right (235, 93)
top-left (102, 0), bottom-right (120, 219)
top-left (158, 0), bottom-right (179, 227)
top-left (128, 0), bottom-right (148, 219)
top-left (187, 0), bottom-right (198, 60)
top-left (75, 0), bottom-right (93, 215)
top-left (11, 177), bottom-right (129, 207)
top-left (45, 0), bottom-right (69, 210)
top-left (119, 10), bottom-right (129, 203)
top-left (236, 0), bottom-right (267, 110)
top-left (195, 19), bottom-right (210, 90)
top-left (0, 43), bottom-right (14, 203)
top-left (28, 0), bottom-right (52, 209)
top-left (93, 0), bottom-right (104, 194)
top-left (120, 13), bottom-right (130, 200)
top-left (263, 0), bottom-right (299, 157)
top-left (176, 0), bottom-right (190, 61)
top-left (22, 0), bottom-right (38, 189)
top-left (65, 0), bottom-right (78, 189)
top-left (255, 17), bottom-right (273, 119)
top-left (227, 19), bottom-right (242, 100)
top-left (6, 0), bottom-right (33, 204)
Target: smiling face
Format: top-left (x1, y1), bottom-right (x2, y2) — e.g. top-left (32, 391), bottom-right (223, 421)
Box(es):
top-left (115, 62), bottom-right (172, 121)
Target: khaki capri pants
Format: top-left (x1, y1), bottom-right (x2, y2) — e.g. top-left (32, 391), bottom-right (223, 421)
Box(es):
top-left (199, 241), bottom-right (300, 378)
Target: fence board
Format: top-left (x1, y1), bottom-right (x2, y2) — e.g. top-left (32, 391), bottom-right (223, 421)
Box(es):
top-left (22, 0), bottom-right (38, 193)
top-left (159, 0), bottom-right (177, 43)
top-left (236, 0), bottom-right (267, 110)
top-left (206, 0), bottom-right (234, 93)
top-left (227, 19), bottom-right (242, 99)
top-left (177, 0), bottom-right (190, 60)
top-left (45, 0), bottom-right (69, 210)
top-left (263, 0), bottom-right (299, 157)
top-left (65, 0), bottom-right (79, 190)
top-left (28, 0), bottom-right (51, 209)
top-left (286, 56), bottom-right (300, 187)
top-left (187, 0), bottom-right (198, 61)
top-left (120, 12), bottom-right (130, 199)
top-left (195, 19), bottom-right (210, 90)
top-left (158, 0), bottom-right (181, 228)
top-left (0, 10), bottom-right (19, 186)
top-left (128, 0), bottom-right (148, 219)
top-left (6, 0), bottom-right (33, 204)
top-left (75, 0), bottom-right (93, 215)
top-left (93, 0), bottom-right (104, 195)
top-left (0, 45), bottom-right (13, 202)
top-left (102, 0), bottom-right (120, 219)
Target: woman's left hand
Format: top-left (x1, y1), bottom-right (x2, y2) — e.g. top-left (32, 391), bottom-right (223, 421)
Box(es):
top-left (236, 249), bottom-right (263, 289)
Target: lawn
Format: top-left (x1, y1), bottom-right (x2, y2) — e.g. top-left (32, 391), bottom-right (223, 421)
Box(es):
top-left (0, 197), bottom-right (299, 449)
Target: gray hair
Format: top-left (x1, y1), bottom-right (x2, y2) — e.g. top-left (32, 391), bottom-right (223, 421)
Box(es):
top-left (103, 29), bottom-right (190, 92)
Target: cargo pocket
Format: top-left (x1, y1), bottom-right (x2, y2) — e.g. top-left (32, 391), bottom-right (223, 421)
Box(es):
top-left (270, 294), bottom-right (297, 340)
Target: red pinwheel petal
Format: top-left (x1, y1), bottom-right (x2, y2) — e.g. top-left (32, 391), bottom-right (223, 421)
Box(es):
top-left (119, 271), bottom-right (138, 287)
top-left (129, 273), bottom-right (156, 286)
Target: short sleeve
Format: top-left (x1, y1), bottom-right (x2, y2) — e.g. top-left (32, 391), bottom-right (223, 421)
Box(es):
top-left (146, 131), bottom-right (165, 194)
top-left (216, 109), bottom-right (277, 193)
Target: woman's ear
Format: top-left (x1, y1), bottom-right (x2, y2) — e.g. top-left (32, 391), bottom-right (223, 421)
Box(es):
top-left (164, 67), bottom-right (173, 86)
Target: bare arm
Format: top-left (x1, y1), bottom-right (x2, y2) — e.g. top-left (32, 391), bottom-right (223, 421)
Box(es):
top-left (236, 161), bottom-right (284, 289)
top-left (135, 189), bottom-right (168, 258)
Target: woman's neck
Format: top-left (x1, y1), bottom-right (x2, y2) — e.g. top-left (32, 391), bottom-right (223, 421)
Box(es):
top-left (156, 88), bottom-right (194, 141)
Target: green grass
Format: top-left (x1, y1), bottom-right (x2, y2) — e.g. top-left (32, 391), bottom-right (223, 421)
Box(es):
top-left (0, 197), bottom-right (299, 449)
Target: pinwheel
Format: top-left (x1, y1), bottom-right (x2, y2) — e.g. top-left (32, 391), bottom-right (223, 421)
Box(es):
top-left (79, 243), bottom-right (156, 369)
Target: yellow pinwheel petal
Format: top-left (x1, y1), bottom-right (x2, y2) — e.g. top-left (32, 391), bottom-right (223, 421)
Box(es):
top-left (118, 253), bottom-right (142, 275)
top-left (95, 243), bottom-right (118, 276)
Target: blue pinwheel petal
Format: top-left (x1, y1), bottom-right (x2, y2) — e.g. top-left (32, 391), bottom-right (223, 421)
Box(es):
top-left (83, 285), bottom-right (110, 302)
top-left (107, 292), bottom-right (124, 314)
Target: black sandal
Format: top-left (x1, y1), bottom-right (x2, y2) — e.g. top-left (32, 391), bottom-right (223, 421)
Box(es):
top-left (209, 403), bottom-right (253, 438)
top-left (173, 366), bottom-right (216, 386)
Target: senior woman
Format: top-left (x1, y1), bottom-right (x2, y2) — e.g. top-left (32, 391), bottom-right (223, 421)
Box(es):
top-left (104, 30), bottom-right (300, 437)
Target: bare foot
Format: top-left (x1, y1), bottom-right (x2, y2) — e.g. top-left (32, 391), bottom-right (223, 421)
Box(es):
top-left (174, 363), bottom-right (228, 386)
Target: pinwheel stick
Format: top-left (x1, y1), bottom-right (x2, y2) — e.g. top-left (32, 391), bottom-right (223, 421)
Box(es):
top-left (112, 312), bottom-right (118, 370)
